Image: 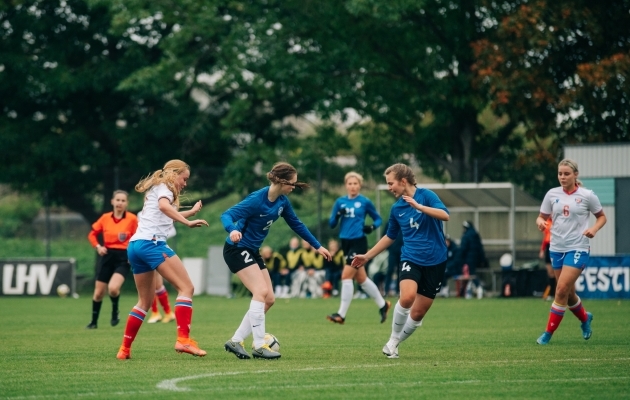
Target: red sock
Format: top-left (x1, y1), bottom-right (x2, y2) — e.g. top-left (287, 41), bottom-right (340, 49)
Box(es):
top-left (174, 297), bottom-right (192, 338)
top-left (157, 286), bottom-right (172, 314)
top-left (122, 306), bottom-right (146, 348)
top-left (151, 297), bottom-right (158, 313)
top-left (546, 302), bottom-right (566, 334)
top-left (569, 297), bottom-right (588, 323)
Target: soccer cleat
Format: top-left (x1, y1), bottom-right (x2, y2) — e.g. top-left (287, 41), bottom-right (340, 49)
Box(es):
top-left (111, 312), bottom-right (120, 327)
top-left (379, 301), bottom-right (391, 323)
top-left (581, 312), bottom-right (593, 340)
top-left (537, 331), bottom-right (552, 345)
top-left (116, 346), bottom-right (131, 360)
top-left (86, 322), bottom-right (97, 329)
top-left (327, 313), bottom-right (345, 324)
top-left (252, 344), bottom-right (281, 360)
top-left (147, 312), bottom-right (162, 323)
top-left (224, 340), bottom-right (251, 359)
top-left (161, 311), bottom-right (176, 323)
top-left (175, 338), bottom-right (207, 357)
top-left (382, 340), bottom-right (399, 359)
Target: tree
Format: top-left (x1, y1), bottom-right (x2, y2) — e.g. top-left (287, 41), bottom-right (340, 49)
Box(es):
top-left (0, 0), bottom-right (231, 222)
top-left (471, 0), bottom-right (630, 195)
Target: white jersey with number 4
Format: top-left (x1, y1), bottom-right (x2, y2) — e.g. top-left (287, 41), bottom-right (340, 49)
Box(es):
top-left (540, 186), bottom-right (603, 253)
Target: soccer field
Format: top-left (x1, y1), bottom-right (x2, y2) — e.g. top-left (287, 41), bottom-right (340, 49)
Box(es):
top-left (1, 296), bottom-right (629, 399)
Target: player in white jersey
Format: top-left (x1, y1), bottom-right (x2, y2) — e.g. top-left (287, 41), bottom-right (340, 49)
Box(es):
top-left (116, 159), bottom-right (209, 360)
top-left (535, 159), bottom-right (606, 345)
top-left (352, 163), bottom-right (450, 358)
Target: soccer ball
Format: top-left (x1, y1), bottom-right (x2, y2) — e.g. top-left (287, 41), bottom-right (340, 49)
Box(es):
top-left (263, 333), bottom-right (280, 352)
top-left (56, 284), bottom-right (70, 298)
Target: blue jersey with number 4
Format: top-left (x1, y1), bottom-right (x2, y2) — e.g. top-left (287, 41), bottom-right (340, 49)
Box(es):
top-left (385, 188), bottom-right (448, 266)
top-left (220, 187), bottom-right (321, 250)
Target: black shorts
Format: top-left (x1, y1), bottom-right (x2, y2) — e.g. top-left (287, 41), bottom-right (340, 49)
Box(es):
top-left (223, 242), bottom-right (265, 273)
top-left (341, 237), bottom-right (368, 266)
top-left (96, 249), bottom-right (130, 283)
top-left (398, 260), bottom-right (446, 300)
top-left (544, 243), bottom-right (551, 263)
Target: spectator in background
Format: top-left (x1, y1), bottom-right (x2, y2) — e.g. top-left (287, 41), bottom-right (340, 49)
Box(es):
top-left (290, 240), bottom-right (325, 298)
top-left (459, 220), bottom-right (486, 298)
top-left (260, 245), bottom-right (287, 298)
top-left (438, 234), bottom-right (462, 298)
top-left (322, 239), bottom-right (345, 298)
top-left (86, 190), bottom-right (138, 329)
top-left (282, 236), bottom-right (304, 298)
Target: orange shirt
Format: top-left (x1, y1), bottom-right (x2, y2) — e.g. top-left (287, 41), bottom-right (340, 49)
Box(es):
top-left (87, 211), bottom-right (138, 250)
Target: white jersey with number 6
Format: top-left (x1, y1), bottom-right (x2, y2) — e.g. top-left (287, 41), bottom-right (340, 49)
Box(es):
top-left (540, 186), bottom-right (603, 253)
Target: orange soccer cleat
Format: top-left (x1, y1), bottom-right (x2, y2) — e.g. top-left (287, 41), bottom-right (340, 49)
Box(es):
top-left (116, 346), bottom-right (131, 360)
top-left (175, 337), bottom-right (207, 357)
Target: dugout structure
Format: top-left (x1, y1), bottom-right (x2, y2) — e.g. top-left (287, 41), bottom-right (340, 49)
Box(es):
top-left (375, 182), bottom-right (542, 266)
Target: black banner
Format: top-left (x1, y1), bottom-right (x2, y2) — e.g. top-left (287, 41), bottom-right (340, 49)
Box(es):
top-left (0, 258), bottom-right (76, 296)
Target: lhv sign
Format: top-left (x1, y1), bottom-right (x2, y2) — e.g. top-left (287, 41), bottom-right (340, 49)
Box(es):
top-left (576, 256), bottom-right (630, 299)
top-left (0, 259), bottom-right (75, 296)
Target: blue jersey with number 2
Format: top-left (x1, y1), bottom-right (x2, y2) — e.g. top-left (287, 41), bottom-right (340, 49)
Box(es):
top-left (220, 187), bottom-right (321, 250)
top-left (386, 188), bottom-right (448, 266)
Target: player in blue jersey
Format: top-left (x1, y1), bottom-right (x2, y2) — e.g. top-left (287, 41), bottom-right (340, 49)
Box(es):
top-left (326, 172), bottom-right (390, 325)
top-left (221, 162), bottom-right (332, 360)
top-left (352, 163), bottom-right (449, 359)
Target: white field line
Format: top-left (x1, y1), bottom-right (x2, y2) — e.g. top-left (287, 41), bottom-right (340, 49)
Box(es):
top-left (4, 358), bottom-right (630, 399)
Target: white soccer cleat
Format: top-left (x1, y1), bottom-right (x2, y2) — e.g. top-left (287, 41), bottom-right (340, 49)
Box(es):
top-left (382, 340), bottom-right (399, 359)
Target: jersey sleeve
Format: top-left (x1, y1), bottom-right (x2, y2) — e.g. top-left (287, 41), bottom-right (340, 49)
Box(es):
top-left (220, 192), bottom-right (258, 233)
top-left (385, 213), bottom-right (400, 240)
top-left (424, 189), bottom-right (449, 213)
top-left (155, 184), bottom-right (175, 203)
top-left (365, 199), bottom-right (382, 228)
top-left (281, 200), bottom-right (322, 249)
top-left (87, 215), bottom-right (105, 247)
top-left (328, 199), bottom-right (342, 228)
top-left (587, 190), bottom-right (604, 215)
top-left (540, 190), bottom-right (553, 215)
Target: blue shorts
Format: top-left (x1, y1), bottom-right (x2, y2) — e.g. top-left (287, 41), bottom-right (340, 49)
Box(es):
top-left (549, 250), bottom-right (590, 270)
top-left (127, 240), bottom-right (176, 274)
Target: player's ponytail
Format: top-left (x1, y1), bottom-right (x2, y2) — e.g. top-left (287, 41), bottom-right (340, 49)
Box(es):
top-left (267, 162), bottom-right (309, 189)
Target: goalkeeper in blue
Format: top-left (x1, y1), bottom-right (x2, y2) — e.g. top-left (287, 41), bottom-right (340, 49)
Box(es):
top-left (352, 164), bottom-right (449, 359)
top-left (326, 171), bottom-right (389, 325)
top-left (221, 162), bottom-right (332, 360)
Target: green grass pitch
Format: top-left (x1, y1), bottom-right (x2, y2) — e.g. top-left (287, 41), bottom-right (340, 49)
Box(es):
top-left (1, 295), bottom-right (629, 399)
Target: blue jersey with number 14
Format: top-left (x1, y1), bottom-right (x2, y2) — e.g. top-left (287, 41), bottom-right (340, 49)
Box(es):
top-left (385, 188), bottom-right (448, 266)
top-left (220, 187), bottom-right (321, 250)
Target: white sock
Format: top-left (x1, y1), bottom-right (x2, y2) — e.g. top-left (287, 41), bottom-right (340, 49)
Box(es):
top-left (337, 279), bottom-right (354, 318)
top-left (398, 316), bottom-right (423, 343)
top-left (249, 300), bottom-right (266, 348)
top-left (231, 311), bottom-right (251, 343)
top-left (360, 278), bottom-right (386, 308)
top-left (281, 285), bottom-right (289, 298)
top-left (391, 301), bottom-right (410, 342)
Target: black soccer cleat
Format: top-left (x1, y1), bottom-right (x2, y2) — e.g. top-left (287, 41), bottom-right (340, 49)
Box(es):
top-left (379, 301), bottom-right (391, 323)
top-left (111, 312), bottom-right (120, 327)
top-left (327, 313), bottom-right (345, 324)
top-left (86, 322), bottom-right (98, 329)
